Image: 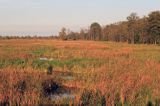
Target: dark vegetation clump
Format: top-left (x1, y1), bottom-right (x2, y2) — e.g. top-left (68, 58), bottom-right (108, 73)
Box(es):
top-left (47, 65), bottom-right (53, 75)
top-left (80, 89), bottom-right (106, 106)
top-left (0, 97), bottom-right (9, 106)
top-left (15, 80), bottom-right (26, 94)
top-left (147, 101), bottom-right (153, 106)
top-left (114, 93), bottom-right (122, 106)
top-left (42, 79), bottom-right (60, 97)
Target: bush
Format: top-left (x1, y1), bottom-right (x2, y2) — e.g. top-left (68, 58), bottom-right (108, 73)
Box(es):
top-left (47, 65), bottom-right (53, 75)
top-left (42, 78), bottom-right (60, 97)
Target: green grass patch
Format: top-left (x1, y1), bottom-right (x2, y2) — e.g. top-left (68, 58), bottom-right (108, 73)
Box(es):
top-left (29, 46), bottom-right (56, 57)
top-left (0, 58), bottom-right (29, 69)
top-left (32, 58), bottom-right (106, 70)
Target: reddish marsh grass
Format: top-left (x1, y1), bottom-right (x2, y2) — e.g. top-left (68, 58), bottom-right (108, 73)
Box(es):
top-left (0, 39), bottom-right (160, 105)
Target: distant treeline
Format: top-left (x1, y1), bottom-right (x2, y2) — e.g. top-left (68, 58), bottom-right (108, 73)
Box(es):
top-left (58, 11), bottom-right (160, 44)
top-left (0, 35), bottom-right (58, 39)
top-left (1, 11), bottom-right (160, 44)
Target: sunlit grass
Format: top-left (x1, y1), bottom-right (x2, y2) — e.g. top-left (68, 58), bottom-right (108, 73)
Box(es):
top-left (0, 39), bottom-right (160, 105)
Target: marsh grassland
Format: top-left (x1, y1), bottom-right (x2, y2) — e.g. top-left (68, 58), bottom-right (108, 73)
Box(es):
top-left (0, 39), bottom-right (160, 105)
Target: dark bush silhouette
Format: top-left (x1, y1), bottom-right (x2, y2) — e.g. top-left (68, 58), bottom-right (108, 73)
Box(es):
top-left (147, 101), bottom-right (153, 106)
top-left (47, 65), bottom-right (53, 75)
top-left (42, 79), bottom-right (60, 97)
top-left (0, 97), bottom-right (9, 106)
top-left (101, 95), bottom-right (106, 106)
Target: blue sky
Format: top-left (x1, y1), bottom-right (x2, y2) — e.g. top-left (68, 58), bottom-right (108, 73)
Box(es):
top-left (0, 0), bottom-right (160, 36)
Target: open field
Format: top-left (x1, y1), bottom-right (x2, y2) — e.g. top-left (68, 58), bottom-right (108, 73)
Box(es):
top-left (0, 39), bottom-right (160, 105)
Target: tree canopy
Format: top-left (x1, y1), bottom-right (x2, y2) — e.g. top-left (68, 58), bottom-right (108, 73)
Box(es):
top-left (58, 11), bottom-right (160, 44)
